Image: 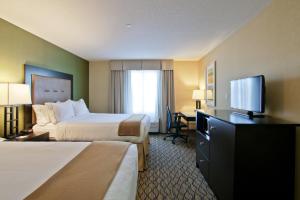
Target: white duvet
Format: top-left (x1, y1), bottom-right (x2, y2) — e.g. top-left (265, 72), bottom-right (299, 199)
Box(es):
top-left (0, 142), bottom-right (138, 200)
top-left (33, 113), bottom-right (151, 143)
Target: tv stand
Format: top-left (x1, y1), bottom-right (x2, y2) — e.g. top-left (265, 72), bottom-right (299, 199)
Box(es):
top-left (196, 109), bottom-right (298, 200)
top-left (247, 111), bottom-right (265, 119)
top-left (232, 111), bottom-right (264, 119)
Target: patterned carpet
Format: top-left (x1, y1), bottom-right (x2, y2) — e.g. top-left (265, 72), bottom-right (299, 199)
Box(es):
top-left (137, 134), bottom-right (216, 200)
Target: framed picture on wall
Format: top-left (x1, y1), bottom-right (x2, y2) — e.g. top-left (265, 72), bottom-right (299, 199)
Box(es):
top-left (206, 61), bottom-right (216, 107)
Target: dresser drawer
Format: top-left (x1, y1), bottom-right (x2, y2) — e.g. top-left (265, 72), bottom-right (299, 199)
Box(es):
top-left (196, 151), bottom-right (209, 181)
top-left (196, 131), bottom-right (209, 159)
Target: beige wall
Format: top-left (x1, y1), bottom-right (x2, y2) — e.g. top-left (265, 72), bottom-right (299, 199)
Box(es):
top-left (174, 61), bottom-right (201, 112)
top-left (89, 61), bottom-right (110, 113)
top-left (89, 60), bottom-right (202, 113)
top-left (199, 0), bottom-right (300, 198)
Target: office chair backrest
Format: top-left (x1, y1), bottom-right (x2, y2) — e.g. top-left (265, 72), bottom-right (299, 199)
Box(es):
top-left (167, 106), bottom-right (172, 131)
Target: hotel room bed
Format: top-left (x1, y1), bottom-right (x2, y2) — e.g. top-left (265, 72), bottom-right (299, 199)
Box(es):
top-left (0, 141), bottom-right (138, 200)
top-left (25, 65), bottom-right (151, 171)
top-left (33, 113), bottom-right (150, 143)
top-left (33, 112), bottom-right (151, 171)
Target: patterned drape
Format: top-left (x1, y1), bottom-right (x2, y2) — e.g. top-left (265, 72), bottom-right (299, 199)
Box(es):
top-left (159, 70), bottom-right (175, 133)
top-left (110, 70), bottom-right (125, 113)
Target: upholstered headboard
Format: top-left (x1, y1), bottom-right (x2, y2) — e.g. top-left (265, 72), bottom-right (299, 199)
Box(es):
top-left (24, 64), bottom-right (73, 127)
top-left (31, 75), bottom-right (72, 104)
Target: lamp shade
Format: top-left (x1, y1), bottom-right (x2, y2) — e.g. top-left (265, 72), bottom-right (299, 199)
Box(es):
top-left (192, 89), bottom-right (205, 100)
top-left (0, 83), bottom-right (32, 106)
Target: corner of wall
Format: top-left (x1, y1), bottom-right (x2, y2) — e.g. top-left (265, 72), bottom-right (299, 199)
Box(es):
top-left (88, 60), bottom-right (110, 113)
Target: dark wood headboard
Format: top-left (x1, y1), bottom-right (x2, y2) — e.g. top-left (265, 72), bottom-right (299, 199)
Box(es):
top-left (24, 64), bottom-right (73, 127)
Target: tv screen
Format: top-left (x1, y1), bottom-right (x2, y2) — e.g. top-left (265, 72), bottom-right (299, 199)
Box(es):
top-left (230, 75), bottom-right (265, 113)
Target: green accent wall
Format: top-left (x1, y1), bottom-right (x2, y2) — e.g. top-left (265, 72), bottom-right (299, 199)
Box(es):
top-left (0, 18), bottom-right (89, 136)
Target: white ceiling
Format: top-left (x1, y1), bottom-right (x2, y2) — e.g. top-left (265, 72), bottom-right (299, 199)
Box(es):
top-left (0, 0), bottom-right (271, 61)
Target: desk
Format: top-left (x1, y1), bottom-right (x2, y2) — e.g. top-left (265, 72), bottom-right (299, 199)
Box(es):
top-left (180, 111), bottom-right (196, 129)
top-left (180, 111), bottom-right (196, 121)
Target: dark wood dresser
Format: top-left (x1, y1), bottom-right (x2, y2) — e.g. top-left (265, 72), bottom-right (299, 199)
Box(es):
top-left (196, 109), bottom-right (298, 200)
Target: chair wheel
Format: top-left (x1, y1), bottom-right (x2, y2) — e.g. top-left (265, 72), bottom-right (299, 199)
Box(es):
top-left (172, 140), bottom-right (175, 144)
top-left (163, 137), bottom-right (166, 140)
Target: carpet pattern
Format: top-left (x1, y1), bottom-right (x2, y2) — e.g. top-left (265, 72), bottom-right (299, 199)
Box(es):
top-left (137, 134), bottom-right (216, 200)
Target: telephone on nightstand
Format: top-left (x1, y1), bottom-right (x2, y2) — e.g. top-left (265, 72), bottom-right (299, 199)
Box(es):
top-left (19, 129), bottom-right (33, 135)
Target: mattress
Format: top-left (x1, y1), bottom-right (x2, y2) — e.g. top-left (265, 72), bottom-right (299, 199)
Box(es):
top-left (0, 142), bottom-right (138, 200)
top-left (33, 113), bottom-right (151, 143)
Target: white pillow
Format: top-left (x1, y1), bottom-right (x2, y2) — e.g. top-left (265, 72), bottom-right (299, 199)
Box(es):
top-left (45, 102), bottom-right (58, 124)
top-left (32, 105), bottom-right (50, 125)
top-left (72, 99), bottom-right (89, 116)
top-left (52, 100), bottom-right (75, 122)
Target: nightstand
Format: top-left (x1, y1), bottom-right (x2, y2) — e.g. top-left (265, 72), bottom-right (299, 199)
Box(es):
top-left (8, 132), bottom-right (49, 141)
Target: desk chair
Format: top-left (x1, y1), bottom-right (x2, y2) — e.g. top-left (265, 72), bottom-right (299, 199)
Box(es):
top-left (163, 106), bottom-right (188, 144)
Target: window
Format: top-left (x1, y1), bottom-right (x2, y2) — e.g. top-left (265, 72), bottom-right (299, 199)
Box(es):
top-left (125, 70), bottom-right (160, 123)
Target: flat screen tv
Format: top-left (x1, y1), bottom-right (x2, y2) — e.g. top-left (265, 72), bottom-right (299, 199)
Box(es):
top-left (230, 75), bottom-right (265, 117)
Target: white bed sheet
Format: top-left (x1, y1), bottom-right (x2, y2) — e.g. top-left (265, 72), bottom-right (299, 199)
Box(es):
top-left (0, 142), bottom-right (138, 200)
top-left (33, 113), bottom-right (151, 143)
top-left (33, 123), bottom-right (57, 139)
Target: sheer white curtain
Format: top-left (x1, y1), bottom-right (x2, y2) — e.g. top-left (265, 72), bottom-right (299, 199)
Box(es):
top-left (124, 70), bottom-right (160, 123)
top-left (110, 60), bottom-right (174, 133)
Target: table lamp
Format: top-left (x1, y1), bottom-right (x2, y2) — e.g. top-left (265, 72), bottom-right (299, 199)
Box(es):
top-left (0, 83), bottom-right (32, 138)
top-left (192, 89), bottom-right (205, 109)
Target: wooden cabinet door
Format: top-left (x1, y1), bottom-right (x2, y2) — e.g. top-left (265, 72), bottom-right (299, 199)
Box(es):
top-left (209, 118), bottom-right (235, 200)
top-left (196, 131), bottom-right (210, 181)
